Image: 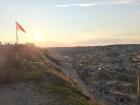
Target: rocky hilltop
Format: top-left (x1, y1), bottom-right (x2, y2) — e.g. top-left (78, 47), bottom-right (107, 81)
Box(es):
top-left (0, 45), bottom-right (99, 105)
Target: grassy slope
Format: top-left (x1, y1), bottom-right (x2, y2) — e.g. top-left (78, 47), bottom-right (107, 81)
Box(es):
top-left (23, 56), bottom-right (94, 105)
top-left (4, 45), bottom-right (97, 105)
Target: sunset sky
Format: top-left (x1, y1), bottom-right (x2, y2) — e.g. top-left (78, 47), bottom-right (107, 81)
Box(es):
top-left (0, 0), bottom-right (140, 47)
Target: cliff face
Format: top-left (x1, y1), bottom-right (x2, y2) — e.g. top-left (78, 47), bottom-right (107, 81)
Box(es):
top-left (0, 45), bottom-right (98, 105)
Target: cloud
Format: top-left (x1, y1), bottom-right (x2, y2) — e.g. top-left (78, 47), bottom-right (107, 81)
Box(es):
top-left (55, 3), bottom-right (97, 8)
top-left (55, 0), bottom-right (140, 8)
top-left (110, 0), bottom-right (140, 5)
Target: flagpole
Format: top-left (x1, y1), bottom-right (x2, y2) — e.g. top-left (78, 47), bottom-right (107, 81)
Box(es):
top-left (16, 24), bottom-right (18, 44)
top-left (16, 21), bottom-right (26, 44)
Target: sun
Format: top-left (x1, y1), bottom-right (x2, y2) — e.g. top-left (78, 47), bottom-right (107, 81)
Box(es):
top-left (34, 33), bottom-right (42, 42)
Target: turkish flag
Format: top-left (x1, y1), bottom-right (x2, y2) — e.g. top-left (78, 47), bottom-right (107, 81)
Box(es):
top-left (16, 21), bottom-right (26, 33)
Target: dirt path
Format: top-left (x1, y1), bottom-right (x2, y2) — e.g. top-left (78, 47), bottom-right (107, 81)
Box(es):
top-left (0, 83), bottom-right (52, 105)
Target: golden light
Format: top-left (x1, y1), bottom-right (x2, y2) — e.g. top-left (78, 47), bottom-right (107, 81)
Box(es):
top-left (34, 32), bottom-right (42, 42)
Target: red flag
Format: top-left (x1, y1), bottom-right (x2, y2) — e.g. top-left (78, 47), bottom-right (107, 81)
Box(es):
top-left (16, 21), bottom-right (26, 33)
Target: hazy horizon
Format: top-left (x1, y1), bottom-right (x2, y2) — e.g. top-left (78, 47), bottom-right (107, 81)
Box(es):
top-left (0, 0), bottom-right (140, 47)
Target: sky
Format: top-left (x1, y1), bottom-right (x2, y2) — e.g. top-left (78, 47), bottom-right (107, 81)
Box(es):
top-left (0, 0), bottom-right (140, 47)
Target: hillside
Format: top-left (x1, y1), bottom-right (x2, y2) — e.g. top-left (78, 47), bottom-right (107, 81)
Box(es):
top-left (0, 45), bottom-right (99, 105)
top-left (49, 44), bottom-right (140, 105)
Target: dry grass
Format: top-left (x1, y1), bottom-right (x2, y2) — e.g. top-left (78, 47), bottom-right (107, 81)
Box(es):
top-left (0, 45), bottom-right (98, 105)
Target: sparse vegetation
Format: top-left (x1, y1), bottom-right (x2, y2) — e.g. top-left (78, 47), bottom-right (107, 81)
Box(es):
top-left (0, 45), bottom-right (96, 105)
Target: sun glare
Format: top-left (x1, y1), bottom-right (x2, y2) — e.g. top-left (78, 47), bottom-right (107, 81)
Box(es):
top-left (34, 33), bottom-right (42, 42)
